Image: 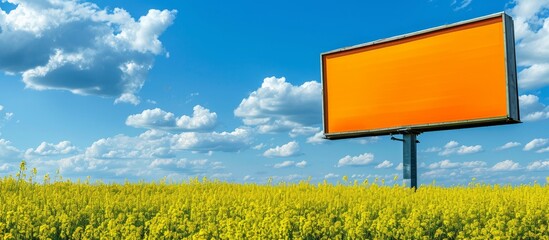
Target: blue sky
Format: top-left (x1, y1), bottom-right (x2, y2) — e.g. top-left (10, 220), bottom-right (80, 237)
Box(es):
top-left (0, 0), bottom-right (548, 186)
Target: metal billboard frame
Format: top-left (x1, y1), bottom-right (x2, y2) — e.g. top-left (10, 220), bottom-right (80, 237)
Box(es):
top-left (321, 12), bottom-right (520, 140)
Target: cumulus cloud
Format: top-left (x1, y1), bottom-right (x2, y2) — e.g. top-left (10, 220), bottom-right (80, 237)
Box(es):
top-left (522, 99), bottom-right (549, 121)
top-left (54, 129), bottom-right (234, 179)
top-left (253, 143), bottom-right (265, 150)
top-left (74, 126), bottom-right (250, 165)
top-left (172, 128), bottom-right (252, 153)
top-left (263, 141), bottom-right (300, 158)
top-left (423, 147), bottom-right (442, 153)
top-left (272, 160), bottom-right (307, 169)
top-left (428, 159), bottom-right (460, 169)
top-left (273, 161), bottom-right (295, 169)
top-left (0, 0), bottom-right (176, 104)
top-left (375, 160), bottom-right (394, 169)
top-left (295, 160), bottom-right (307, 168)
top-left (234, 76), bottom-right (322, 134)
top-left (496, 141), bottom-right (522, 151)
top-left (526, 160), bottom-right (549, 170)
top-left (428, 159), bottom-right (486, 169)
top-left (0, 139), bottom-right (21, 161)
top-left (324, 173), bottom-right (339, 179)
top-left (306, 130), bottom-right (326, 144)
top-left (0, 163), bottom-right (9, 172)
top-left (337, 153), bottom-right (374, 167)
top-left (519, 94), bottom-right (549, 121)
top-left (523, 138), bottom-right (549, 151)
top-left (491, 160), bottom-right (520, 171)
top-left (86, 130), bottom-right (173, 159)
top-left (508, 1), bottom-right (549, 89)
top-left (395, 163), bottom-right (403, 171)
top-left (536, 146), bottom-right (549, 153)
top-left (289, 127), bottom-right (319, 138)
top-left (148, 158), bottom-right (218, 173)
top-left (25, 141), bottom-right (78, 156)
top-left (126, 105), bottom-right (217, 131)
top-left (438, 141), bottom-right (483, 156)
top-left (457, 145), bottom-right (483, 154)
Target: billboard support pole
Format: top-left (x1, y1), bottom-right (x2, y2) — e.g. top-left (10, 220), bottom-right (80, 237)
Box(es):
top-left (391, 132), bottom-right (419, 189)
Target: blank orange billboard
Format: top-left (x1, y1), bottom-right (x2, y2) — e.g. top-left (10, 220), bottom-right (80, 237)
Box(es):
top-left (322, 13), bottom-right (520, 139)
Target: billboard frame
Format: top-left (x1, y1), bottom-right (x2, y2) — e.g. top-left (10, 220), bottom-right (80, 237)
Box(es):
top-left (321, 12), bottom-right (520, 140)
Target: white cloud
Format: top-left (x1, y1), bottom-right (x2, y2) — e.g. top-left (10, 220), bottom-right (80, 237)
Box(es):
top-left (354, 136), bottom-right (379, 145)
top-left (324, 173), bottom-right (339, 179)
top-left (508, 1), bottom-right (549, 89)
top-left (126, 108), bottom-right (176, 128)
top-left (0, 163), bottom-right (10, 172)
top-left (456, 145), bottom-right (483, 155)
top-left (526, 160), bottom-right (549, 170)
top-left (4, 112), bottom-right (13, 120)
top-left (461, 161), bottom-right (487, 168)
top-left (289, 127), bottom-right (319, 138)
top-left (523, 111), bottom-right (549, 121)
top-left (452, 0), bottom-right (472, 11)
top-left (295, 160), bottom-right (307, 168)
top-left (536, 146), bottom-right (549, 153)
top-left (395, 163), bottom-right (403, 171)
top-left (428, 159), bottom-right (486, 169)
top-left (0, 105), bottom-right (9, 135)
top-left (428, 159), bottom-right (459, 169)
top-left (306, 130), bottom-right (326, 144)
top-left (523, 138), bottom-right (549, 151)
top-left (0, 139), bottom-right (21, 161)
top-left (175, 105), bottom-right (217, 131)
top-left (439, 141), bottom-right (483, 156)
top-left (149, 158), bottom-right (214, 171)
top-left (126, 105), bottom-right (217, 131)
top-left (272, 160), bottom-right (307, 169)
top-left (337, 153), bottom-right (374, 167)
top-left (32, 127), bottom-right (238, 180)
top-left (243, 175), bottom-right (253, 181)
top-left (422, 169), bottom-right (448, 178)
top-left (270, 174), bottom-right (305, 182)
top-left (496, 142), bottom-right (522, 151)
top-left (0, 0), bottom-right (176, 104)
top-left (25, 141), bottom-right (78, 156)
top-left (491, 160), bottom-right (520, 171)
top-left (234, 76), bottom-right (322, 134)
top-left (60, 127), bottom-right (249, 171)
top-left (253, 143), bottom-right (265, 150)
top-left (210, 173), bottom-right (233, 180)
top-left (519, 94), bottom-right (549, 121)
top-left (375, 160), bottom-right (393, 169)
top-left (273, 161), bottom-right (295, 169)
top-left (423, 147), bottom-right (442, 153)
top-left (172, 128), bottom-right (252, 153)
top-left (263, 141), bottom-right (300, 158)
top-left (85, 130), bottom-right (173, 159)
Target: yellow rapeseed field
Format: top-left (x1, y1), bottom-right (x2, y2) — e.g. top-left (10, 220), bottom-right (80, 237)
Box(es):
top-left (0, 161), bottom-right (548, 239)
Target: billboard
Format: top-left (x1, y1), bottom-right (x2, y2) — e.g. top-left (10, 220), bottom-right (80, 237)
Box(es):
top-left (322, 12), bottom-right (520, 139)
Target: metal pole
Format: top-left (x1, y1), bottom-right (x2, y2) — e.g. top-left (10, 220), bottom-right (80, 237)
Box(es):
top-left (403, 133), bottom-right (418, 189)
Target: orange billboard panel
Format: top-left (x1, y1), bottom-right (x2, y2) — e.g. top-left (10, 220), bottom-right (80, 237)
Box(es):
top-left (322, 13), bottom-right (519, 139)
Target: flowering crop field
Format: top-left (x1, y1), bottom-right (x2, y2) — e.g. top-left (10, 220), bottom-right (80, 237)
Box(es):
top-left (0, 164), bottom-right (548, 239)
